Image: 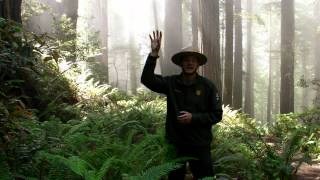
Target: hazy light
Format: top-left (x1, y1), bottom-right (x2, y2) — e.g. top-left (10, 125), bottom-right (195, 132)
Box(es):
top-left (110, 0), bottom-right (159, 36)
top-left (109, 0), bottom-right (164, 55)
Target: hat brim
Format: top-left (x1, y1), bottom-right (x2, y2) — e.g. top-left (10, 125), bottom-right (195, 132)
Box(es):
top-left (171, 51), bottom-right (207, 66)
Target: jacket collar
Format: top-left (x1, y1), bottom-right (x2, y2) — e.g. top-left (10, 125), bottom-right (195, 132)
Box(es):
top-left (176, 73), bottom-right (201, 86)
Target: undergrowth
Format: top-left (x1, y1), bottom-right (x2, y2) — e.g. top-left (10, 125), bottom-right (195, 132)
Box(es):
top-left (1, 18), bottom-right (319, 180)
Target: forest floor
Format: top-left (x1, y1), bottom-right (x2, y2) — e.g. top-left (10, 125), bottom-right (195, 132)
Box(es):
top-left (295, 162), bottom-right (320, 180)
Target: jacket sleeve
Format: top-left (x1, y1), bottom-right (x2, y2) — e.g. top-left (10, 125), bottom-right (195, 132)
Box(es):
top-left (191, 86), bottom-right (223, 126)
top-left (141, 54), bottom-right (168, 94)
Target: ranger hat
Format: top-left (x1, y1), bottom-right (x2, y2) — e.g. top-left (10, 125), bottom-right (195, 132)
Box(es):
top-left (171, 50), bottom-right (207, 66)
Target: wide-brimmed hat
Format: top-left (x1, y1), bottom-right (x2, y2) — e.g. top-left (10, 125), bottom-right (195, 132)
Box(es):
top-left (171, 51), bottom-right (207, 66)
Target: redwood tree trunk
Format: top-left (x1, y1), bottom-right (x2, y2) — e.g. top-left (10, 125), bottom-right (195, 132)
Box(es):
top-left (314, 0), bottom-right (320, 106)
top-left (280, 0), bottom-right (295, 113)
top-left (191, 0), bottom-right (199, 50)
top-left (163, 0), bottom-right (182, 76)
top-left (267, 5), bottom-right (273, 124)
top-left (223, 0), bottom-right (234, 106)
top-left (0, 0), bottom-right (22, 23)
top-left (244, 0), bottom-right (254, 117)
top-left (97, 0), bottom-right (109, 83)
top-left (200, 0), bottom-right (222, 94)
top-left (233, 0), bottom-right (243, 110)
top-left (129, 34), bottom-right (138, 94)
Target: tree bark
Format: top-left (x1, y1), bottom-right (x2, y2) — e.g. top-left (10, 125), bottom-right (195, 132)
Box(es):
top-left (280, 0), bottom-right (295, 113)
top-left (191, 0), bottom-right (199, 50)
top-left (129, 35), bottom-right (138, 94)
top-left (244, 0), bottom-right (254, 117)
top-left (314, 0), bottom-right (320, 106)
top-left (200, 0), bottom-right (222, 94)
top-left (0, 0), bottom-right (22, 23)
top-left (223, 0), bottom-right (234, 106)
top-left (233, 0), bottom-right (243, 110)
top-left (267, 5), bottom-right (273, 124)
top-left (300, 48), bottom-right (308, 108)
top-left (274, 56), bottom-right (280, 114)
top-left (97, 0), bottom-right (109, 83)
top-left (163, 0), bottom-right (182, 76)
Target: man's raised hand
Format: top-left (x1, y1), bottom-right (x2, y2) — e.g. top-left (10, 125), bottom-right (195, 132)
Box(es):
top-left (149, 30), bottom-right (162, 57)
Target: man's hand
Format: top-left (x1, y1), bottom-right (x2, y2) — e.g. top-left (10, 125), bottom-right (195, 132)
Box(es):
top-left (149, 30), bottom-right (162, 57)
top-left (177, 111), bottom-right (192, 124)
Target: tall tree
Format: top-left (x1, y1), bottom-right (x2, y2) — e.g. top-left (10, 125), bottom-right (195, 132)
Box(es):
top-left (274, 53), bottom-right (281, 114)
top-left (0, 0), bottom-right (22, 23)
top-left (223, 0), bottom-right (234, 106)
top-left (200, 0), bottom-right (222, 94)
top-left (233, 0), bottom-right (243, 109)
top-left (129, 34), bottom-right (139, 94)
top-left (280, 0), bottom-right (295, 113)
top-left (244, 0), bottom-right (254, 117)
top-left (300, 47), bottom-right (309, 108)
top-left (191, 0), bottom-right (199, 50)
top-left (267, 4), bottom-right (273, 124)
top-left (314, 0), bottom-right (320, 105)
top-left (95, 0), bottom-right (109, 83)
top-left (163, 0), bottom-right (182, 76)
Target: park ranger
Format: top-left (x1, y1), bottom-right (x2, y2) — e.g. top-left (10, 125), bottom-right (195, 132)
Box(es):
top-left (141, 30), bottom-right (223, 179)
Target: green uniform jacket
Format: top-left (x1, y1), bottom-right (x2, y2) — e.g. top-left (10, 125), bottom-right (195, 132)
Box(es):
top-left (141, 55), bottom-right (223, 147)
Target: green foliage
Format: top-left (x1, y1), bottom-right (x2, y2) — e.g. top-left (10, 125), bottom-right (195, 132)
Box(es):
top-left (1, 15), bottom-right (319, 180)
top-left (211, 106), bottom-right (319, 179)
top-left (0, 18), bottom-right (78, 121)
top-left (127, 162), bottom-right (182, 180)
top-left (0, 151), bottom-right (13, 180)
top-left (0, 17), bottom-right (80, 179)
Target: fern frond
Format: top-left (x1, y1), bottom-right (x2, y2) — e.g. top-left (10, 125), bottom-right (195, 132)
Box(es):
top-left (96, 156), bottom-right (123, 179)
top-left (64, 156), bottom-right (95, 176)
top-left (131, 162), bottom-right (182, 180)
top-left (281, 129), bottom-right (303, 164)
top-left (0, 152), bottom-right (13, 180)
top-left (38, 152), bottom-right (95, 177)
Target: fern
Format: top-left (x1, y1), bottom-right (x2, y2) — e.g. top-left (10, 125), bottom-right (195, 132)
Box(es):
top-left (129, 162), bottom-right (182, 180)
top-left (0, 152), bottom-right (13, 180)
top-left (281, 129), bottom-right (303, 164)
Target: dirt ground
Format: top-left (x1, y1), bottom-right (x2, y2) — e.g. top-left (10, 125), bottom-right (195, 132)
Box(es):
top-left (295, 162), bottom-right (320, 180)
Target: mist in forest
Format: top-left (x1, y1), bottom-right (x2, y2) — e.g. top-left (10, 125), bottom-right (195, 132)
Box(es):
top-left (21, 0), bottom-right (320, 121)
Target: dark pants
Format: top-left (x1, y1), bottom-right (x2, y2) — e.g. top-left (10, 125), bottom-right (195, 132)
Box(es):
top-left (168, 145), bottom-right (214, 180)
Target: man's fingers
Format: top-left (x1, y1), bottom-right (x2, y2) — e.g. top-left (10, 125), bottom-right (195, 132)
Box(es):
top-left (150, 30), bottom-right (162, 40)
top-left (149, 34), bottom-right (152, 41)
top-left (158, 31), bottom-right (162, 45)
top-left (178, 114), bottom-right (188, 118)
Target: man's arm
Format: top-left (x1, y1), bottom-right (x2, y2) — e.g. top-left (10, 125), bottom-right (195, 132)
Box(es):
top-left (141, 54), bottom-right (168, 94)
top-left (140, 30), bottom-right (168, 94)
top-left (191, 86), bottom-right (223, 126)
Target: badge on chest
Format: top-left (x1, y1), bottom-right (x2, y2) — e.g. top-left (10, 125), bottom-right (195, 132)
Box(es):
top-left (195, 89), bottom-right (201, 96)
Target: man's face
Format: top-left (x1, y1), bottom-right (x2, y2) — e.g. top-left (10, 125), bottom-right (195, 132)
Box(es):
top-left (181, 56), bottom-right (199, 75)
